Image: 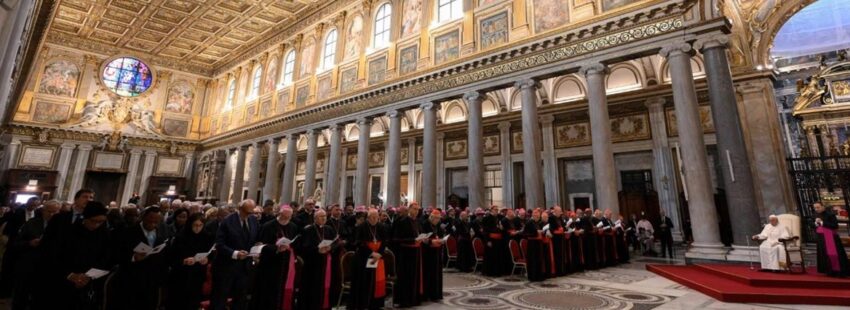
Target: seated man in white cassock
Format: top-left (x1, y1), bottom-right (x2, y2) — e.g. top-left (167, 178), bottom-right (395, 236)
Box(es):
top-left (751, 215), bottom-right (791, 271)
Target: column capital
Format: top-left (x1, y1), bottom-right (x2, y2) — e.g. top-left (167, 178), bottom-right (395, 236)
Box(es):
top-left (286, 133), bottom-right (299, 141)
top-left (60, 142), bottom-right (77, 150)
top-left (185, 153), bottom-right (194, 160)
top-left (513, 79), bottom-right (538, 90)
top-left (436, 132), bottom-right (445, 140)
top-left (539, 114), bottom-right (554, 125)
top-left (78, 144), bottom-right (94, 151)
top-left (420, 101), bottom-right (440, 111)
top-left (238, 145), bottom-right (249, 152)
top-left (644, 97), bottom-right (666, 109)
top-left (407, 137), bottom-right (416, 144)
top-left (267, 137), bottom-right (282, 145)
top-left (579, 62), bottom-right (609, 77)
top-left (386, 110), bottom-right (402, 118)
top-left (328, 123), bottom-right (344, 131)
top-left (694, 34), bottom-right (730, 52)
top-left (463, 91), bottom-right (484, 102)
top-left (659, 41), bottom-right (694, 58)
top-left (357, 117), bottom-right (373, 126)
top-left (497, 121), bottom-right (511, 131)
top-left (735, 81), bottom-right (766, 95)
top-left (129, 149), bottom-right (144, 155)
top-left (306, 128), bottom-right (319, 136)
top-left (144, 150), bottom-right (157, 156)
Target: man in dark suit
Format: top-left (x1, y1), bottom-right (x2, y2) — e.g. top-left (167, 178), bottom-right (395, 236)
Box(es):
top-left (114, 206), bottom-right (169, 310)
top-left (11, 200), bottom-right (60, 310)
top-left (211, 199), bottom-right (259, 310)
top-left (0, 197), bottom-right (41, 297)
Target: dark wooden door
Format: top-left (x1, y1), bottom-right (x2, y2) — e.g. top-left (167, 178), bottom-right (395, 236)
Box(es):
top-left (84, 171), bottom-right (125, 205)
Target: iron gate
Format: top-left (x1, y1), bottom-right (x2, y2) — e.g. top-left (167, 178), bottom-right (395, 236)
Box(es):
top-left (787, 156), bottom-right (850, 242)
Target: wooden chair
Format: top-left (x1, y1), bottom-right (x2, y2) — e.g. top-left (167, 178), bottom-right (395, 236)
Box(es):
top-left (777, 214), bottom-right (805, 273)
top-left (383, 249), bottom-right (397, 296)
top-left (508, 239), bottom-right (527, 276)
top-left (445, 235), bottom-right (458, 268)
top-left (337, 251), bottom-right (356, 307)
top-left (472, 238), bottom-right (485, 273)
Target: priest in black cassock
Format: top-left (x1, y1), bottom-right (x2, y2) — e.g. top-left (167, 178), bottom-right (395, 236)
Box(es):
top-left (299, 208), bottom-right (339, 310)
top-left (54, 201), bottom-right (111, 310)
top-left (813, 202), bottom-right (849, 277)
top-left (549, 206), bottom-right (568, 276)
top-left (166, 213), bottom-right (214, 310)
top-left (421, 210), bottom-right (445, 301)
top-left (566, 211), bottom-right (584, 272)
top-left (116, 206), bottom-right (169, 310)
top-left (481, 206), bottom-right (505, 276)
top-left (578, 209), bottom-right (598, 269)
top-left (452, 211), bottom-right (475, 272)
top-left (252, 205), bottom-right (300, 310)
top-left (612, 213), bottom-right (630, 264)
top-left (523, 208), bottom-right (550, 281)
top-left (392, 203), bottom-right (423, 308)
top-left (349, 208), bottom-right (389, 309)
top-left (600, 209), bottom-right (618, 266)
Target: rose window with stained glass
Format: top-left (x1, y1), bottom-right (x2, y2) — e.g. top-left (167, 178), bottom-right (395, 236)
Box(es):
top-left (101, 57), bottom-right (153, 97)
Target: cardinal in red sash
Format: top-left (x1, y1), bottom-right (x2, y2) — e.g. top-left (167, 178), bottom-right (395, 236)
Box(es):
top-left (349, 208), bottom-right (389, 309)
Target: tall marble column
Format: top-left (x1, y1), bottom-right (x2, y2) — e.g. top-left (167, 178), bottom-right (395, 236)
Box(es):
top-left (661, 41), bottom-right (726, 260)
top-left (247, 142), bottom-right (262, 201)
top-left (421, 102), bottom-right (439, 209)
top-left (220, 149), bottom-right (234, 204)
top-left (697, 35), bottom-right (762, 261)
top-left (498, 122), bottom-right (514, 208)
top-left (304, 129), bottom-right (319, 199)
top-left (231, 145), bottom-right (248, 203)
top-left (540, 114), bottom-right (560, 208)
top-left (516, 79), bottom-right (544, 209)
top-left (581, 63), bottom-right (620, 214)
top-left (355, 118), bottom-right (373, 207)
top-left (465, 91), bottom-right (485, 210)
top-left (280, 134), bottom-right (298, 203)
top-left (646, 98), bottom-right (683, 241)
top-left (406, 138), bottom-right (417, 203)
top-left (5, 140), bottom-right (20, 170)
top-left (183, 153), bottom-right (195, 194)
top-left (119, 149), bottom-right (143, 205)
top-left (68, 145), bottom-right (93, 201)
top-left (326, 125), bottom-right (343, 207)
top-left (386, 111), bottom-right (402, 207)
top-left (262, 138), bottom-right (281, 203)
top-left (138, 150), bottom-right (157, 204)
top-left (54, 143), bottom-right (76, 200)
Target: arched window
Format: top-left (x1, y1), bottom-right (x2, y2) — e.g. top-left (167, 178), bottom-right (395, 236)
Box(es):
top-left (225, 79), bottom-right (236, 110)
top-left (250, 65), bottom-right (262, 98)
top-left (281, 50), bottom-right (296, 85)
top-left (437, 0), bottom-right (462, 23)
top-left (373, 3), bottom-right (392, 48)
top-left (322, 29), bottom-right (338, 70)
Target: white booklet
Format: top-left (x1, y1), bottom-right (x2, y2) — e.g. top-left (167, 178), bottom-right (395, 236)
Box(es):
top-left (249, 245), bottom-right (266, 257)
top-left (193, 245), bottom-right (215, 261)
top-left (277, 235), bottom-right (299, 246)
top-left (134, 242), bottom-right (167, 255)
top-left (85, 268), bottom-right (110, 280)
top-left (415, 233), bottom-right (432, 241)
top-left (596, 221), bottom-right (603, 228)
top-left (318, 236), bottom-right (338, 249)
top-left (542, 224), bottom-right (550, 232)
top-left (441, 234), bottom-right (450, 243)
top-left (366, 258), bottom-right (379, 269)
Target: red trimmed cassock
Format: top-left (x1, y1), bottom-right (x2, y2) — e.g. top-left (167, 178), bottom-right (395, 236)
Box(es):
top-left (523, 210), bottom-right (552, 282)
top-left (391, 214), bottom-right (423, 307)
top-left (548, 212), bottom-right (568, 276)
top-left (348, 220), bottom-right (388, 309)
top-left (481, 209), bottom-right (505, 276)
top-left (298, 223), bottom-right (338, 310)
top-left (421, 211), bottom-right (445, 301)
top-left (252, 216), bottom-right (300, 310)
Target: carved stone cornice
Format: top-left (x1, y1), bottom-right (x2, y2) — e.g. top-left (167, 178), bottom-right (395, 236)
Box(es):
top-left (202, 15), bottom-right (691, 149)
top-left (6, 124), bottom-right (199, 152)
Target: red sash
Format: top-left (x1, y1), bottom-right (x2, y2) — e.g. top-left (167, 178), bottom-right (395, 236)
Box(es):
top-left (488, 233), bottom-right (503, 240)
top-left (280, 248), bottom-right (296, 310)
top-left (817, 226), bottom-right (842, 271)
top-left (367, 242), bottom-right (386, 298)
top-left (322, 253), bottom-right (332, 309)
top-left (543, 235), bottom-right (556, 275)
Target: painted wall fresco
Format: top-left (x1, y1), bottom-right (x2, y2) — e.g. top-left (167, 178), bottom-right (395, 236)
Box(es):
top-left (339, 66), bottom-right (358, 93)
top-left (38, 60), bottom-right (80, 97)
top-left (602, 0), bottom-right (639, 12)
top-left (264, 58), bottom-right (278, 94)
top-left (161, 118), bottom-right (189, 137)
top-left (399, 45), bottom-right (418, 75)
top-left (344, 15), bottom-right (364, 60)
top-left (300, 39), bottom-right (316, 78)
top-left (164, 81), bottom-right (194, 114)
top-left (532, 0), bottom-right (570, 34)
top-left (401, 0), bottom-right (422, 38)
top-left (295, 85), bottom-right (310, 107)
top-left (317, 76), bottom-right (332, 100)
top-left (480, 12), bottom-right (509, 49)
top-left (434, 30), bottom-right (460, 65)
top-left (368, 56), bottom-right (387, 85)
top-left (31, 101), bottom-right (72, 124)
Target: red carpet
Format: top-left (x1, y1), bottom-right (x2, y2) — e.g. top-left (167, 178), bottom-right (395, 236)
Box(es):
top-left (647, 264), bottom-right (850, 306)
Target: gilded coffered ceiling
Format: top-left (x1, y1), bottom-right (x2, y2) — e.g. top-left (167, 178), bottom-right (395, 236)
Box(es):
top-left (45, 0), bottom-right (330, 75)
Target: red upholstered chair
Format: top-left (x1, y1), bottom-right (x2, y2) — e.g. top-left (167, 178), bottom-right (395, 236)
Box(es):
top-left (520, 238), bottom-right (528, 260)
top-left (509, 239), bottom-right (527, 276)
top-left (472, 238), bottom-right (485, 273)
top-left (445, 235), bottom-right (458, 268)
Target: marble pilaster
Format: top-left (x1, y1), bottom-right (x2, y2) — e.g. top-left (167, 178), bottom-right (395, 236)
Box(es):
top-left (138, 150), bottom-right (157, 204)
top-left (326, 125), bottom-right (343, 207)
top-left (660, 41), bottom-right (727, 260)
top-left (231, 146), bottom-right (248, 203)
top-left (406, 138), bottom-right (417, 203)
top-left (247, 142), bottom-right (262, 201)
top-left (280, 134), bottom-right (298, 203)
top-left (262, 138), bottom-right (281, 203)
top-left (54, 143), bottom-right (76, 200)
top-left (498, 122), bottom-right (513, 208)
top-left (646, 98), bottom-right (683, 241)
top-left (540, 114), bottom-right (559, 208)
top-left (304, 129), bottom-right (319, 199)
top-left (220, 149), bottom-right (234, 204)
top-left (119, 149), bottom-right (143, 206)
top-left (68, 145), bottom-right (93, 201)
